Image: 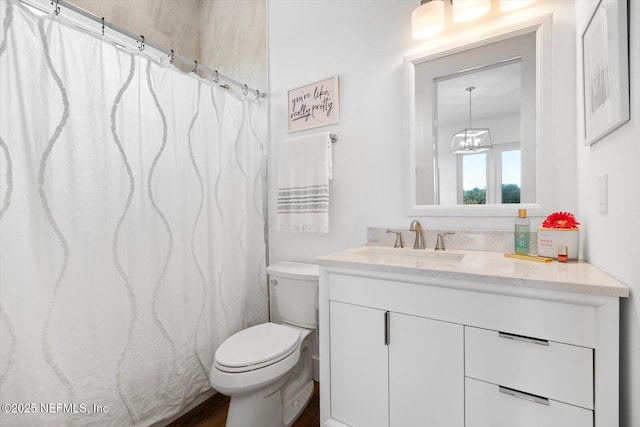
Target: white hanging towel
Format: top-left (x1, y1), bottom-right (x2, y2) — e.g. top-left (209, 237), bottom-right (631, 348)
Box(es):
top-left (277, 132), bottom-right (333, 233)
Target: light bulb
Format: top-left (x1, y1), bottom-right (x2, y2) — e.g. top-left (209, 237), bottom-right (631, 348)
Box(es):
top-left (412, 0), bottom-right (445, 39)
top-left (452, 0), bottom-right (491, 23)
top-left (499, 0), bottom-right (535, 12)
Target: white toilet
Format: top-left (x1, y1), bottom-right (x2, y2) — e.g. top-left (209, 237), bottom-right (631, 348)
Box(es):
top-left (209, 261), bottom-right (319, 427)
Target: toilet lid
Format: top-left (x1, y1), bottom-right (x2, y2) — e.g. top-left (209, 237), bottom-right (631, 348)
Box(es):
top-left (215, 323), bottom-right (300, 373)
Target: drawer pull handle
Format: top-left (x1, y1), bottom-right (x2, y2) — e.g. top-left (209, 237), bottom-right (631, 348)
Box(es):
top-left (384, 311), bottom-right (390, 346)
top-left (498, 331), bottom-right (549, 346)
top-left (499, 386), bottom-right (550, 406)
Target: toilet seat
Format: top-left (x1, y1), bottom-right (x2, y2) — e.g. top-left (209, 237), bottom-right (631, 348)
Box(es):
top-left (214, 323), bottom-right (300, 373)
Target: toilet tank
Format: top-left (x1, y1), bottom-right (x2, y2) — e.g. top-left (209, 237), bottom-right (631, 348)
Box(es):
top-left (267, 262), bottom-right (319, 329)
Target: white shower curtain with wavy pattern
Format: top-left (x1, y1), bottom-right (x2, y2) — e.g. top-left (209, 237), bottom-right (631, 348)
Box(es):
top-left (0, 2), bottom-right (267, 426)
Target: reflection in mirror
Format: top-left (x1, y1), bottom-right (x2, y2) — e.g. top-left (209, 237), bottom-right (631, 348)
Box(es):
top-left (412, 28), bottom-right (538, 209)
top-left (436, 59), bottom-right (527, 205)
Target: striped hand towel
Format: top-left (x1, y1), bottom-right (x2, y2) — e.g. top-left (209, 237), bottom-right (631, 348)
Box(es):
top-left (276, 132), bottom-right (333, 233)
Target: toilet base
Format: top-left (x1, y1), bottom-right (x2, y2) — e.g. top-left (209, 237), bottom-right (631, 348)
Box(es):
top-left (283, 380), bottom-right (314, 427)
top-left (225, 375), bottom-right (288, 427)
top-left (223, 378), bottom-right (314, 427)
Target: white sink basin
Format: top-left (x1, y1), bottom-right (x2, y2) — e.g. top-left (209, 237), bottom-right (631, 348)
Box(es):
top-left (353, 247), bottom-right (465, 262)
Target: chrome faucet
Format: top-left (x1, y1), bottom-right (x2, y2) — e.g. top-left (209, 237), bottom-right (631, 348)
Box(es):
top-left (434, 232), bottom-right (455, 251)
top-left (409, 220), bottom-right (425, 249)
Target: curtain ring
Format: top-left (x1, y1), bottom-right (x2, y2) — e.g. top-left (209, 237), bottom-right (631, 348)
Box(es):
top-left (192, 60), bottom-right (198, 74)
top-left (138, 35), bottom-right (145, 52)
top-left (168, 49), bottom-right (175, 65)
top-left (255, 89), bottom-right (260, 101)
top-left (213, 70), bottom-right (219, 84)
top-left (242, 84), bottom-right (248, 96)
top-left (101, 17), bottom-right (105, 36)
top-left (53, 0), bottom-right (60, 15)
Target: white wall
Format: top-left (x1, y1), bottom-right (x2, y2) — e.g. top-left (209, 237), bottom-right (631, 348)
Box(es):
top-left (575, 1), bottom-right (640, 425)
top-left (268, 0), bottom-right (577, 262)
top-left (268, 0), bottom-right (411, 262)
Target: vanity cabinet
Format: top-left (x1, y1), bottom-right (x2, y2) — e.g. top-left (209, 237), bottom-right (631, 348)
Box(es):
top-left (318, 257), bottom-right (626, 427)
top-left (329, 301), bottom-right (463, 427)
top-left (465, 326), bottom-right (594, 427)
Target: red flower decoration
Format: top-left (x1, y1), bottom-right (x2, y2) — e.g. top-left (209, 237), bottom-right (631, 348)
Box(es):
top-left (542, 211), bottom-right (580, 229)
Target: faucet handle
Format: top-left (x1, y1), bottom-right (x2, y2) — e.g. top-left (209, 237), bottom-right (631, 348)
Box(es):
top-left (386, 230), bottom-right (404, 248)
top-left (435, 232), bottom-right (455, 251)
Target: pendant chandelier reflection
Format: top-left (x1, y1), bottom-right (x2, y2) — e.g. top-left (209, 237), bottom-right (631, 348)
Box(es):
top-left (450, 86), bottom-right (492, 154)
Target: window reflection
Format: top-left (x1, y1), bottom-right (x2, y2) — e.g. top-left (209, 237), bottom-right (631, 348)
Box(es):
top-left (501, 150), bottom-right (521, 203)
top-left (462, 153), bottom-right (487, 204)
top-left (459, 147), bottom-right (521, 205)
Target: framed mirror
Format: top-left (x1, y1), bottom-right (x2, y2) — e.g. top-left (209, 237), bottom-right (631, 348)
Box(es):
top-left (406, 15), bottom-right (552, 216)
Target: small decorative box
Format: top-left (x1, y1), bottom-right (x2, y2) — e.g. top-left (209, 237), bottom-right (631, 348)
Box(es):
top-left (537, 228), bottom-right (579, 260)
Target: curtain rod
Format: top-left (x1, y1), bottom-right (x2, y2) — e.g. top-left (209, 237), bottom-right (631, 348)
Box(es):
top-left (20, 0), bottom-right (267, 99)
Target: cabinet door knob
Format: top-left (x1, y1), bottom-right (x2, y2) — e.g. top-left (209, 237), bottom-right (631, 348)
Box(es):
top-left (270, 279), bottom-right (278, 286)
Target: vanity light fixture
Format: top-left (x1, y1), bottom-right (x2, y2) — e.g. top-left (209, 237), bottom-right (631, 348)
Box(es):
top-left (450, 86), bottom-right (492, 154)
top-left (412, 0), bottom-right (445, 40)
top-left (451, 0), bottom-right (491, 23)
top-left (411, 0), bottom-right (535, 40)
top-left (499, 0), bottom-right (536, 12)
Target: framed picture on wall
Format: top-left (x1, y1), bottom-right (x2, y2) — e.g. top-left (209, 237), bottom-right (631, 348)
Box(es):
top-left (582, 0), bottom-right (629, 145)
top-left (288, 76), bottom-right (339, 133)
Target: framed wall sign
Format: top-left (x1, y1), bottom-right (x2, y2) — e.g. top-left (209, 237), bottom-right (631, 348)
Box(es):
top-left (582, 0), bottom-right (629, 145)
top-left (288, 76), bottom-right (339, 133)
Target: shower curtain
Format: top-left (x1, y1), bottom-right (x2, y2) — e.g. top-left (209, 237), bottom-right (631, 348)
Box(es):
top-left (0, 1), bottom-right (267, 425)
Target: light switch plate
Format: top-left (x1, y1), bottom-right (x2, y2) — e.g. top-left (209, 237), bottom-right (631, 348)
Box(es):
top-left (598, 174), bottom-right (608, 213)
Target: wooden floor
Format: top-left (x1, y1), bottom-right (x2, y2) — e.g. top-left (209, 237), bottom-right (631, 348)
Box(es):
top-left (168, 381), bottom-right (320, 427)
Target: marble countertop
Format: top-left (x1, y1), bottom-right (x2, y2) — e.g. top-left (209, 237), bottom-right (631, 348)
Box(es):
top-left (317, 246), bottom-right (629, 298)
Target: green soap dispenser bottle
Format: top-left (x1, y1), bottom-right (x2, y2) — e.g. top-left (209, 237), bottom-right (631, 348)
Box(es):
top-left (514, 208), bottom-right (530, 255)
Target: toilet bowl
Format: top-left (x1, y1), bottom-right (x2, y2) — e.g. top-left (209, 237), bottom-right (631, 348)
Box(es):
top-left (209, 262), bottom-right (318, 427)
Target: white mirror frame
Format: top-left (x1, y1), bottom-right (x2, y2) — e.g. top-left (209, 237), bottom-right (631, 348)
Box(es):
top-left (406, 14), bottom-right (553, 217)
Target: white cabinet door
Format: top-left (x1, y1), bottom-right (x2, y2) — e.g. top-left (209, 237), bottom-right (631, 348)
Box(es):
top-left (389, 313), bottom-right (464, 427)
top-left (329, 301), bottom-right (389, 427)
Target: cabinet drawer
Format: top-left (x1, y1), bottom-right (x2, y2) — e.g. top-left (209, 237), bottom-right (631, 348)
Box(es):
top-left (465, 326), bottom-right (593, 409)
top-left (465, 377), bottom-right (593, 427)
